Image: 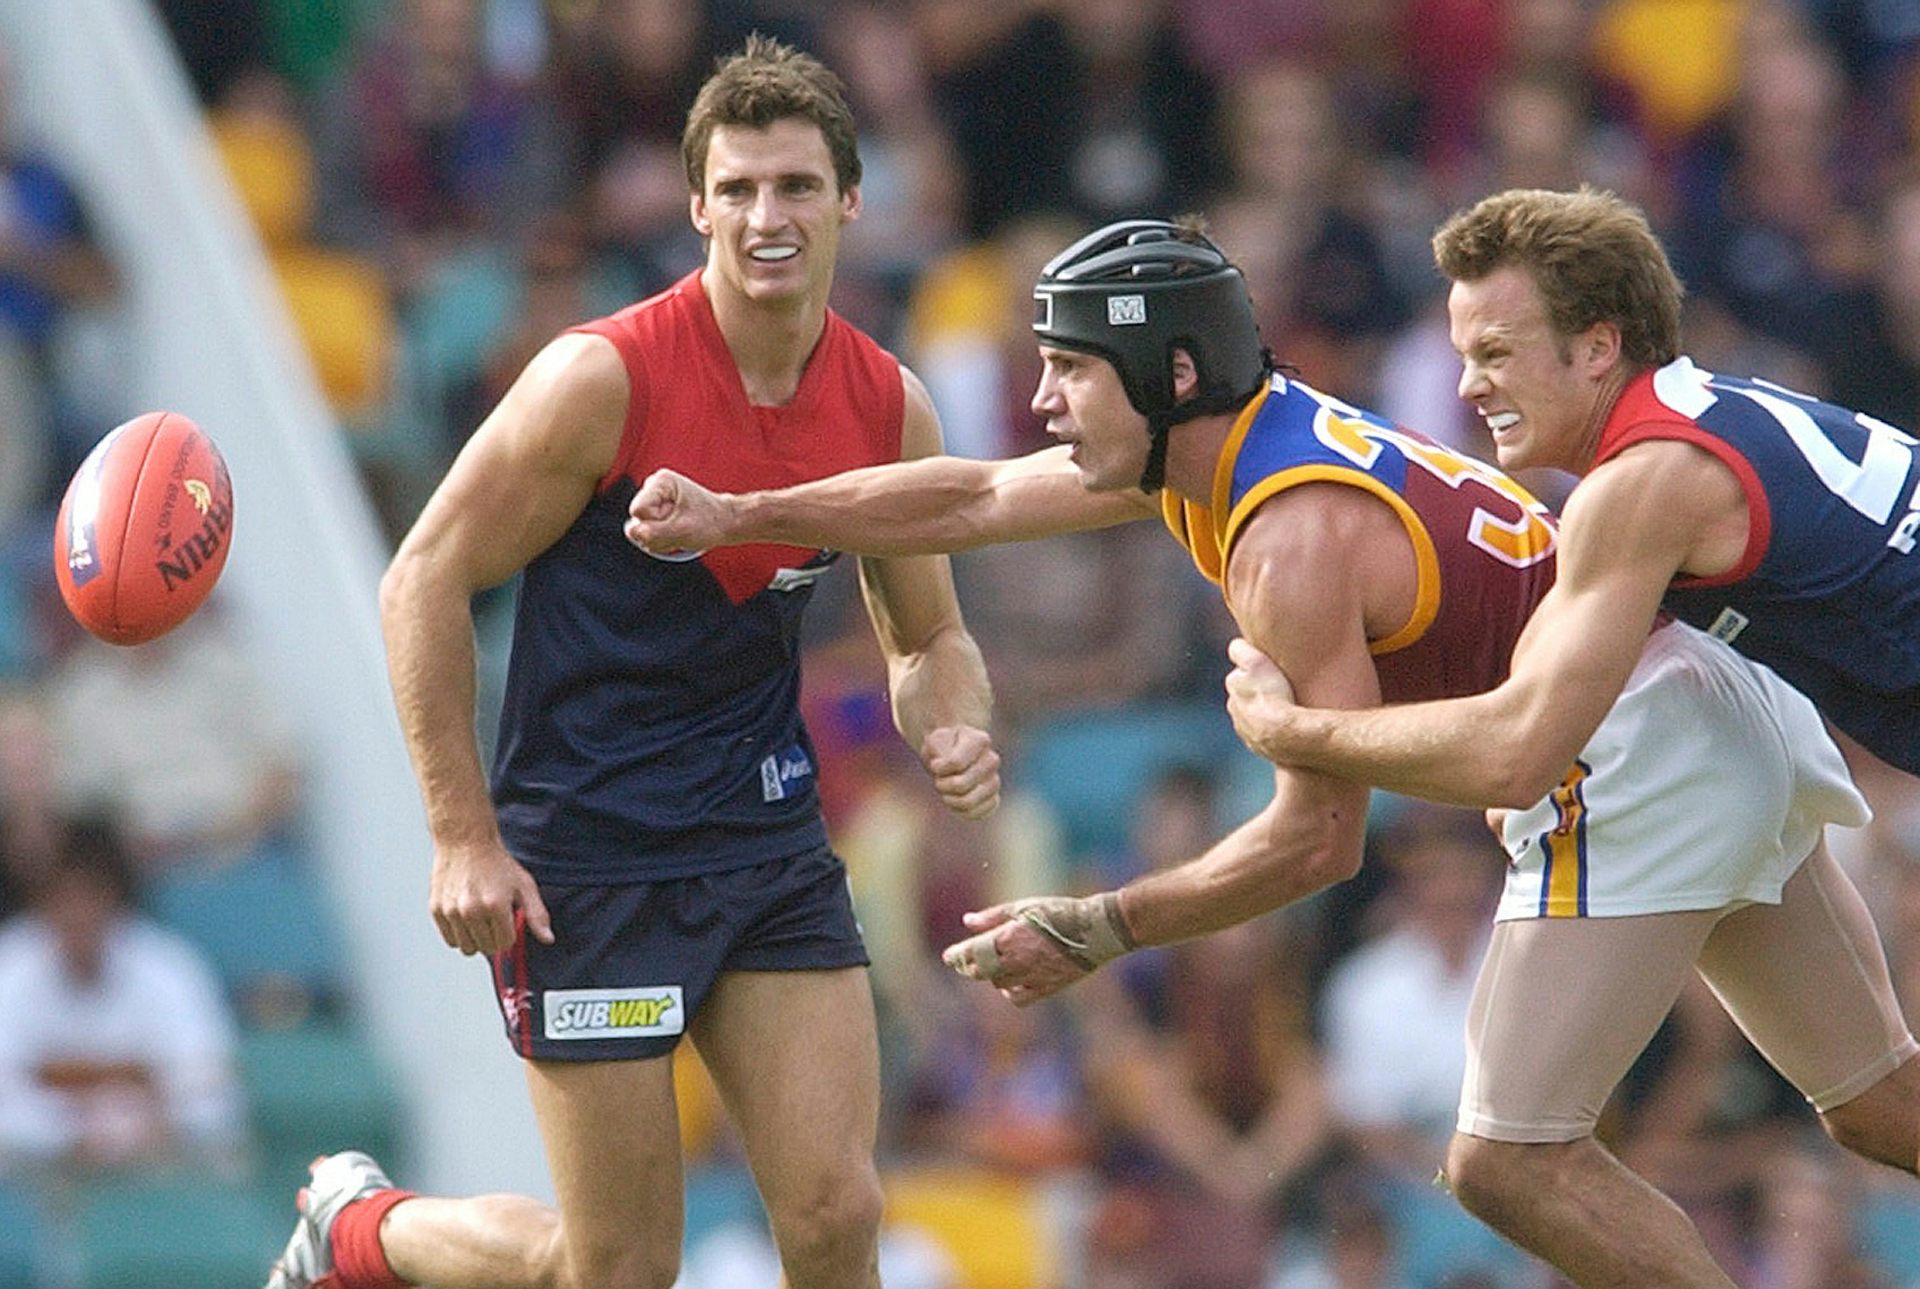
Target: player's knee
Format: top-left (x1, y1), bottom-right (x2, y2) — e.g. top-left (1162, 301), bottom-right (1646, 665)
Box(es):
top-left (1822, 1063), bottom-right (1920, 1174)
top-left (769, 1165), bottom-right (884, 1265)
top-left (1443, 1132), bottom-right (1555, 1222)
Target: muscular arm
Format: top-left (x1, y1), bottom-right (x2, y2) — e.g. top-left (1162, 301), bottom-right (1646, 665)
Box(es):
top-left (856, 368), bottom-right (1005, 816)
top-left (1231, 441), bottom-right (1734, 807)
top-left (948, 485), bottom-right (1390, 1000)
top-left (627, 444), bottom-right (1157, 557)
top-left (378, 333), bottom-right (626, 952)
top-left (1117, 486), bottom-right (1382, 944)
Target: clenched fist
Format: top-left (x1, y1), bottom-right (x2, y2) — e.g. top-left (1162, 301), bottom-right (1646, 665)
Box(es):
top-left (625, 468), bottom-right (734, 555)
top-left (921, 724), bottom-right (1001, 819)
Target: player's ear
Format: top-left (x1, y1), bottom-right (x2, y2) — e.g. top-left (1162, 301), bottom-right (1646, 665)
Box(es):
top-left (839, 183), bottom-right (861, 223)
top-left (1171, 347), bottom-right (1198, 399)
top-left (1578, 321), bottom-right (1621, 377)
top-left (690, 191), bottom-right (712, 239)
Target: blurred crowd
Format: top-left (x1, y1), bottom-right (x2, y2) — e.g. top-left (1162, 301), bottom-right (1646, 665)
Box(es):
top-left (6, 0), bottom-right (1920, 1285)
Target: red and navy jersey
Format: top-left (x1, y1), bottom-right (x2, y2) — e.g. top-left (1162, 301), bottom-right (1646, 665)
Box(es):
top-left (1163, 374), bottom-right (1556, 701)
top-left (1595, 358), bottom-right (1920, 773)
top-left (491, 271), bottom-right (906, 882)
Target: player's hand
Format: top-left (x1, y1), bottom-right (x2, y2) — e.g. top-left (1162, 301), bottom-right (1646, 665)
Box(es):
top-left (921, 724), bottom-right (1001, 819)
top-left (624, 468), bottom-right (733, 554)
top-left (1224, 635), bottom-right (1299, 762)
top-left (941, 892), bottom-right (1135, 1005)
top-left (429, 839), bottom-right (555, 956)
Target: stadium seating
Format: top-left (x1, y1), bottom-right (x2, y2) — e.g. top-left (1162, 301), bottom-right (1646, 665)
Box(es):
top-left (1017, 701), bottom-right (1245, 861)
top-left (0, 1178), bottom-right (50, 1287)
top-left (67, 1173), bottom-right (285, 1289)
top-left (146, 843), bottom-right (348, 1013)
top-left (237, 1019), bottom-right (408, 1198)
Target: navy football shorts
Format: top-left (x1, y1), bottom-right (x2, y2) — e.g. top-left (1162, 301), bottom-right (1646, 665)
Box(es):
top-left (488, 845), bottom-right (869, 1061)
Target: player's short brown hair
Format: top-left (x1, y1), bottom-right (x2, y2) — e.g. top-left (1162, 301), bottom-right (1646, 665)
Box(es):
top-left (1432, 186), bottom-right (1683, 370)
top-left (681, 33), bottom-right (861, 195)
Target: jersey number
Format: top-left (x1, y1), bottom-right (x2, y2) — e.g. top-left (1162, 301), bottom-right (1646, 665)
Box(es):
top-left (1658, 364), bottom-right (1920, 550)
top-left (1312, 406), bottom-right (1556, 568)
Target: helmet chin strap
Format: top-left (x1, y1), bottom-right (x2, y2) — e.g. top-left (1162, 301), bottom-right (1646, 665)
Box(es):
top-left (1138, 415), bottom-right (1172, 493)
top-left (1138, 354), bottom-right (1276, 493)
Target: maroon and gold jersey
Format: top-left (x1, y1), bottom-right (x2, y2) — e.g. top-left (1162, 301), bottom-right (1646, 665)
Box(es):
top-left (1163, 374), bottom-right (1556, 701)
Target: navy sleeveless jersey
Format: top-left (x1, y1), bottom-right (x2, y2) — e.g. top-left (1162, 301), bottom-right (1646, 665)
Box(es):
top-left (490, 271), bottom-right (906, 882)
top-left (1595, 357), bottom-right (1920, 772)
top-left (1163, 374), bottom-right (1557, 701)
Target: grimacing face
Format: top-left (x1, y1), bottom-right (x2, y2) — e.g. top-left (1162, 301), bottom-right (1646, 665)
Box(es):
top-left (1447, 263), bottom-right (1608, 474)
top-left (692, 119), bottom-right (858, 307)
top-left (1031, 345), bottom-right (1151, 491)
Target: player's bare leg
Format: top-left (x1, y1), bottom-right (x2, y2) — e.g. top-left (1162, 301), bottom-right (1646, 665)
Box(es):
top-left (1445, 1132), bottom-right (1736, 1288)
top-left (693, 967), bottom-right (885, 1289)
top-left (380, 1054), bottom-right (685, 1289)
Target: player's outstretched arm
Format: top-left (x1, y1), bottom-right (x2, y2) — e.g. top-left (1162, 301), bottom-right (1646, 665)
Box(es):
top-left (625, 440), bottom-right (1156, 557)
top-left (1227, 443), bottom-right (1723, 807)
top-left (380, 333), bottom-right (625, 955)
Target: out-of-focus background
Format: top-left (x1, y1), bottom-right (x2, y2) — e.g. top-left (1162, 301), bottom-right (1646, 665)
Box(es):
top-left (4, 0), bottom-right (1920, 1286)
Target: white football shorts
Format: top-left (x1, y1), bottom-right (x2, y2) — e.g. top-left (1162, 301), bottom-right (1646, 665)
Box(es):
top-left (1495, 619), bottom-right (1868, 921)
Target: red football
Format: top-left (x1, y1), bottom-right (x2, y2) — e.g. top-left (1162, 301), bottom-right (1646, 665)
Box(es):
top-left (53, 411), bottom-right (235, 645)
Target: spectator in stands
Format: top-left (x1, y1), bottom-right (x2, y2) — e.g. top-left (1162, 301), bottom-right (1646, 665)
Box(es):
top-left (1671, 18), bottom-right (1876, 366)
top-left (1208, 54), bottom-right (1404, 403)
top-left (1320, 808), bottom-right (1499, 1184)
top-left (0, 688), bottom-right (59, 920)
top-left (920, 0), bottom-right (1222, 237)
top-left (545, 0), bottom-right (713, 298)
top-left (307, 0), bottom-right (566, 299)
top-left (900, 970), bottom-right (1091, 1176)
top-left (1825, 168), bottom-right (1920, 433)
top-left (1079, 909), bottom-right (1332, 1289)
top-left (43, 607), bottom-right (305, 871)
top-left (0, 816), bottom-right (246, 1175)
top-left (0, 46), bottom-right (117, 516)
top-left (210, 68), bottom-right (395, 426)
top-left (817, 0), bottom-right (965, 345)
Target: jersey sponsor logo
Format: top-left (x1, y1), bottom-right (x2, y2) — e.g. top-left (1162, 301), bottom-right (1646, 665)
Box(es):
top-left (543, 986), bottom-right (684, 1040)
top-left (760, 744), bottom-right (815, 802)
top-left (1706, 606), bottom-right (1750, 644)
top-left (768, 563), bottom-right (832, 592)
top-left (1107, 294), bottom-right (1147, 326)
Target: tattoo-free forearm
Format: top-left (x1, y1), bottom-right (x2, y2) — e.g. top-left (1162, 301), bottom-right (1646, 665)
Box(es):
top-left (1118, 794), bottom-right (1364, 947)
top-left (886, 624), bottom-right (992, 749)
top-left (379, 558), bottom-right (499, 847)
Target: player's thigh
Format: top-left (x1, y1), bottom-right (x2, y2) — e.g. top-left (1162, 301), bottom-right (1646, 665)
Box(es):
top-left (1696, 843), bottom-right (1919, 1111)
top-left (1460, 909), bottom-right (1719, 1142)
top-left (691, 966), bottom-right (882, 1210)
top-left (524, 1054), bottom-right (687, 1263)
